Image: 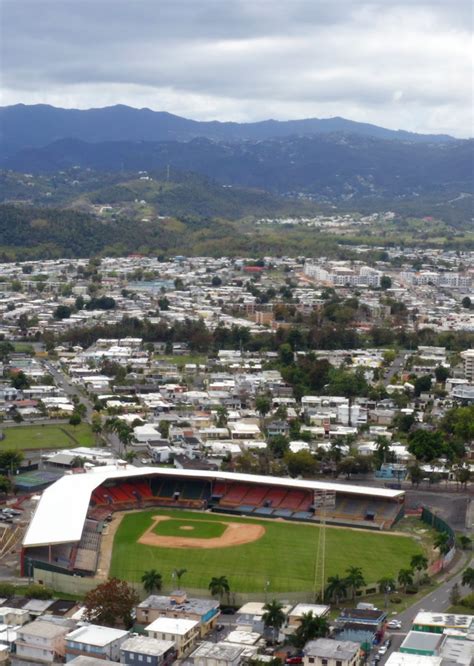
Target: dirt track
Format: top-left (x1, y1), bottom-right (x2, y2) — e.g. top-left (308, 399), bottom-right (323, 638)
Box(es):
top-left (138, 515), bottom-right (265, 549)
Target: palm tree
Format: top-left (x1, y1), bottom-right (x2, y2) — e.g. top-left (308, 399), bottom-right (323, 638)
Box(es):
top-left (345, 566), bottom-right (366, 600)
top-left (398, 568), bottom-right (414, 592)
top-left (434, 531), bottom-right (451, 556)
top-left (173, 568), bottom-right (187, 587)
top-left (141, 569), bottom-right (163, 594)
top-left (208, 576), bottom-right (230, 602)
top-left (262, 599), bottom-right (285, 644)
top-left (325, 575), bottom-right (348, 605)
top-left (410, 554), bottom-right (428, 583)
top-left (290, 611), bottom-right (329, 649)
top-left (461, 567), bottom-right (474, 590)
top-left (124, 450), bottom-right (137, 464)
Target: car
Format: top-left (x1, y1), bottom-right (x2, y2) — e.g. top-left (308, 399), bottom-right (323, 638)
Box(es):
top-left (285, 657), bottom-right (303, 664)
top-left (387, 620), bottom-right (402, 630)
top-left (216, 624), bottom-right (225, 631)
top-left (384, 638), bottom-right (392, 648)
top-left (378, 646), bottom-right (388, 656)
top-left (220, 607), bottom-right (235, 615)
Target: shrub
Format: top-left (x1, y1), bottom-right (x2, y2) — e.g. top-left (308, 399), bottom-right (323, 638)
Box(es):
top-left (23, 584), bottom-right (53, 599)
top-left (460, 593), bottom-right (474, 610)
top-left (405, 586), bottom-right (419, 595)
top-left (390, 596), bottom-right (402, 604)
top-left (0, 583), bottom-right (15, 598)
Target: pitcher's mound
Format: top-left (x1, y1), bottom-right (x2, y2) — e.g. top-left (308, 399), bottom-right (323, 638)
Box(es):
top-left (138, 515), bottom-right (265, 549)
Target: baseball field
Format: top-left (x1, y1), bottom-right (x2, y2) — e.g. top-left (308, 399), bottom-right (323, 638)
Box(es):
top-left (109, 508), bottom-right (423, 593)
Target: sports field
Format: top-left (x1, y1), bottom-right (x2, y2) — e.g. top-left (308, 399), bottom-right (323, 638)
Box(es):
top-left (1, 423), bottom-right (94, 451)
top-left (109, 509), bottom-right (423, 593)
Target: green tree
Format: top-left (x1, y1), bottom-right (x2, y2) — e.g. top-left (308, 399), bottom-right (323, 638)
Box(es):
top-left (69, 413), bottom-right (81, 427)
top-left (290, 612), bottom-right (330, 649)
top-left (410, 554), bottom-right (428, 582)
top-left (173, 568), bottom-right (187, 586)
top-left (0, 451), bottom-right (23, 474)
top-left (262, 599), bottom-right (286, 643)
top-left (284, 450), bottom-right (317, 477)
top-left (414, 375), bottom-right (432, 397)
top-left (159, 420), bottom-right (170, 439)
top-left (461, 296), bottom-right (471, 309)
top-left (461, 567), bottom-right (474, 590)
top-left (11, 370), bottom-right (30, 390)
top-left (325, 575), bottom-right (348, 605)
top-left (141, 569), bottom-right (163, 594)
top-left (278, 343), bottom-right (294, 366)
top-left (380, 275), bottom-right (392, 290)
top-left (83, 577), bottom-right (139, 628)
top-left (0, 342), bottom-right (14, 362)
top-left (458, 535), bottom-right (472, 551)
top-left (345, 566), bottom-right (366, 600)
top-left (434, 365), bottom-right (449, 383)
top-left (408, 464), bottom-right (423, 487)
top-left (91, 413), bottom-right (102, 445)
top-left (255, 395), bottom-right (271, 419)
top-left (53, 305), bottom-right (72, 320)
top-left (0, 476), bottom-right (12, 494)
top-left (398, 568), bottom-right (414, 591)
top-left (268, 435), bottom-right (289, 459)
top-left (408, 430), bottom-right (445, 462)
top-left (208, 575), bottom-right (230, 601)
top-left (434, 531), bottom-right (451, 556)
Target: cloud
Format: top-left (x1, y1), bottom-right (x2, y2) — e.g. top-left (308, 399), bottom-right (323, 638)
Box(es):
top-left (1, 0), bottom-right (472, 136)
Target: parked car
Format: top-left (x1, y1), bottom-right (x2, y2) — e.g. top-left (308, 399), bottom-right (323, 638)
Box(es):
top-left (285, 657), bottom-right (303, 664)
top-left (378, 645), bottom-right (388, 656)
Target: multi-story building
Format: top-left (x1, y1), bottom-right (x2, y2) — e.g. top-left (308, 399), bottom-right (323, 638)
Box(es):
top-left (303, 638), bottom-right (361, 666)
top-left (136, 591), bottom-right (220, 637)
top-left (460, 350), bottom-right (474, 381)
top-left (65, 625), bottom-right (129, 662)
top-left (145, 617), bottom-right (199, 657)
top-left (12, 619), bottom-right (70, 665)
top-left (120, 635), bottom-right (176, 666)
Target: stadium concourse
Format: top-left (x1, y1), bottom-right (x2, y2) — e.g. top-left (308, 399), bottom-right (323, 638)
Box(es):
top-left (21, 466), bottom-right (405, 578)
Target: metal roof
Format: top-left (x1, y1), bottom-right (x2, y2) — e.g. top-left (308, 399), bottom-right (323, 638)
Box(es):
top-left (23, 465), bottom-right (404, 548)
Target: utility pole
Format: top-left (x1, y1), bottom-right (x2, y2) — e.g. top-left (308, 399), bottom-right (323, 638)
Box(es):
top-left (313, 492), bottom-right (327, 602)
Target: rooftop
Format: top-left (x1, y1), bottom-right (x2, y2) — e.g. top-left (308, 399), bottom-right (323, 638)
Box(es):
top-left (190, 641), bottom-right (245, 660)
top-left (120, 635), bottom-right (175, 656)
top-left (138, 593), bottom-right (218, 616)
top-left (146, 617), bottom-right (198, 635)
top-left (66, 624), bottom-right (129, 646)
top-left (401, 631), bottom-right (443, 653)
top-left (304, 638), bottom-right (360, 660)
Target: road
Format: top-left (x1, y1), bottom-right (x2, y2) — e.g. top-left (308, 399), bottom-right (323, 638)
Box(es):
top-left (376, 551), bottom-right (472, 664)
top-left (383, 351), bottom-right (407, 386)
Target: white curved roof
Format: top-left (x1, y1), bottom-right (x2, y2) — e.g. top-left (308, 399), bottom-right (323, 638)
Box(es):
top-left (23, 466), bottom-right (404, 548)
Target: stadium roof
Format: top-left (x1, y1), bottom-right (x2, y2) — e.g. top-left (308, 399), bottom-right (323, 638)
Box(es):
top-left (23, 466), bottom-right (404, 548)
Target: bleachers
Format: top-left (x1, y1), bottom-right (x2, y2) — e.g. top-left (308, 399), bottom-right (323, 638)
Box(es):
top-left (87, 474), bottom-right (401, 531)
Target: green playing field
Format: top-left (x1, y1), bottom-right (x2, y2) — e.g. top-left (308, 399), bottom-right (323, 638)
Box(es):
top-left (152, 518), bottom-right (226, 539)
top-left (109, 508), bottom-right (423, 593)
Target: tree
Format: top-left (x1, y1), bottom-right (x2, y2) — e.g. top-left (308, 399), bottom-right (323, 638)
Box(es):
top-left (408, 464), bottom-right (423, 487)
top-left (414, 375), bottom-right (432, 397)
top-left (262, 599), bottom-right (286, 643)
top-left (268, 435), bottom-right (289, 459)
top-left (458, 535), bottom-right (472, 551)
top-left (211, 276), bottom-right (222, 287)
top-left (83, 578), bottom-right (139, 628)
top-left (398, 568), bottom-right (414, 592)
top-left (0, 342), bottom-right (14, 362)
top-left (216, 405), bottom-right (228, 428)
top-left (434, 365), bottom-right (449, 383)
top-left (11, 370), bottom-right (30, 390)
top-left (408, 430), bottom-right (445, 463)
top-left (278, 343), bottom-right (294, 366)
top-left (159, 420), bottom-right (170, 439)
top-left (434, 531), bottom-right (451, 556)
top-left (208, 575), bottom-right (230, 601)
top-left (450, 583), bottom-right (461, 606)
top-left (91, 413), bottom-right (102, 445)
top-left (380, 275), bottom-right (392, 290)
top-left (461, 296), bottom-right (471, 309)
top-left (290, 611), bottom-right (329, 649)
top-left (0, 476), bottom-right (12, 494)
top-left (255, 395), bottom-right (271, 419)
top-left (69, 413), bottom-right (81, 427)
top-left (461, 567), bottom-right (474, 590)
top-left (284, 450), bottom-right (317, 477)
top-left (345, 566), bottom-right (366, 600)
top-left (173, 568), bottom-right (187, 586)
top-left (0, 450), bottom-right (23, 474)
top-left (410, 554), bottom-right (428, 582)
top-left (53, 305), bottom-right (72, 320)
top-left (141, 569), bottom-right (163, 594)
top-left (325, 575), bottom-right (348, 605)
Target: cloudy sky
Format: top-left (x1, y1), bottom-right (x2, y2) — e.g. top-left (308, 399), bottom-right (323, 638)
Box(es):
top-left (1, 0), bottom-right (472, 137)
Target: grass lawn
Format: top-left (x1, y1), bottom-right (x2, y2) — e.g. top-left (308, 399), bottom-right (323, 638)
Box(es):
top-left (110, 509), bottom-right (423, 593)
top-left (0, 423), bottom-right (95, 451)
top-left (153, 518), bottom-right (226, 539)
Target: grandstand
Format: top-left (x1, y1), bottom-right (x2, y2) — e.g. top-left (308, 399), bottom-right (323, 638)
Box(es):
top-left (21, 466), bottom-right (405, 578)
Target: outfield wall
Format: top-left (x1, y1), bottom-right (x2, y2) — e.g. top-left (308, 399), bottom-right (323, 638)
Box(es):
top-left (33, 568), bottom-right (382, 605)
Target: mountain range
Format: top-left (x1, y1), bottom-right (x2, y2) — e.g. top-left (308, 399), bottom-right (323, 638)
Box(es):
top-left (0, 103), bottom-right (456, 156)
top-left (1, 104), bottom-right (472, 202)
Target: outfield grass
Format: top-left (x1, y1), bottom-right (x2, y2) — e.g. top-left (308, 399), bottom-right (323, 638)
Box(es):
top-left (153, 518), bottom-right (226, 539)
top-left (1, 423), bottom-right (95, 451)
top-left (110, 509), bottom-right (423, 593)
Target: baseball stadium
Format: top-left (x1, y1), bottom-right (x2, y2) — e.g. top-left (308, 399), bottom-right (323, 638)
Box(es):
top-left (21, 466), bottom-right (421, 593)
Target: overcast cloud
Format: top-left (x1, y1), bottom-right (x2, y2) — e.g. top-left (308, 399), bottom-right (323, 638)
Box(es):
top-left (0, 0), bottom-right (472, 137)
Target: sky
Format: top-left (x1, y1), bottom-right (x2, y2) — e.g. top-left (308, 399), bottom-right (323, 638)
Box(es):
top-left (1, 0), bottom-right (472, 137)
